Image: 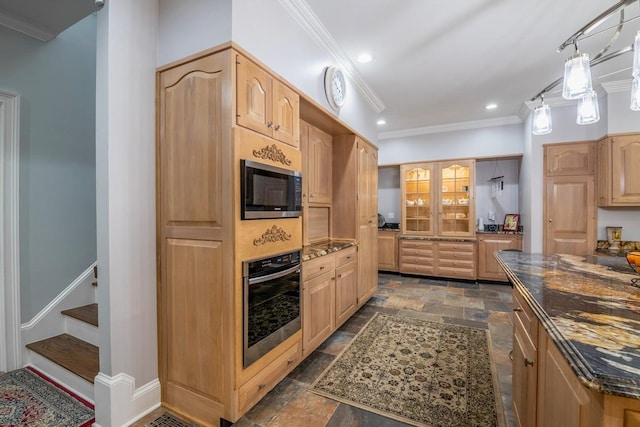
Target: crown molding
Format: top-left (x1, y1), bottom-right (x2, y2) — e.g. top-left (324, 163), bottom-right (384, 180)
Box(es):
top-left (279, 0), bottom-right (386, 113)
top-left (601, 79), bottom-right (632, 93)
top-left (0, 8), bottom-right (55, 41)
top-left (378, 116), bottom-right (522, 140)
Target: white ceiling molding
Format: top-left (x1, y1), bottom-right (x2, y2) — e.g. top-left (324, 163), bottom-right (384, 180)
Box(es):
top-left (0, 7), bottom-right (55, 41)
top-left (601, 79), bottom-right (633, 93)
top-left (279, 0), bottom-right (386, 113)
top-left (378, 116), bottom-right (522, 140)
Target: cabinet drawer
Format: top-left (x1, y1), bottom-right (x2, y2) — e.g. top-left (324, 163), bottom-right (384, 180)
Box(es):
top-left (400, 247), bottom-right (434, 258)
top-left (437, 258), bottom-right (474, 269)
top-left (438, 250), bottom-right (475, 261)
top-left (513, 288), bottom-right (539, 349)
top-left (237, 340), bottom-right (301, 414)
top-left (437, 266), bottom-right (476, 279)
top-left (400, 240), bottom-right (434, 250)
top-left (438, 242), bottom-right (475, 253)
top-left (302, 255), bottom-right (335, 281)
top-left (400, 255), bottom-right (434, 266)
top-left (400, 263), bottom-right (435, 275)
top-left (335, 246), bottom-right (357, 267)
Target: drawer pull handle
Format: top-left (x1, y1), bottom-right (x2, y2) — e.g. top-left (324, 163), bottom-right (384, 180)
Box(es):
top-left (524, 358), bottom-right (535, 367)
top-left (513, 307), bottom-right (523, 312)
top-left (267, 121), bottom-right (273, 128)
top-left (509, 350), bottom-right (514, 361)
top-left (274, 124), bottom-right (281, 131)
top-left (287, 359), bottom-right (294, 365)
top-left (258, 384), bottom-right (266, 390)
top-left (319, 266), bottom-right (325, 270)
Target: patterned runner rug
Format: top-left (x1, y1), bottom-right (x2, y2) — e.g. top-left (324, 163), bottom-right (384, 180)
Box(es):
top-left (0, 367), bottom-right (94, 427)
top-left (311, 313), bottom-right (506, 427)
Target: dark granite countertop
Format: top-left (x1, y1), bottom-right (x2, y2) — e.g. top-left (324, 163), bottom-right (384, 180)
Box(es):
top-left (302, 240), bottom-right (357, 261)
top-left (495, 251), bottom-right (640, 399)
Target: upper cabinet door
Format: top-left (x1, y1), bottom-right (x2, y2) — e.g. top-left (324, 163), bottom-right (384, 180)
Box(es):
top-left (401, 163), bottom-right (435, 235)
top-left (236, 55), bottom-right (273, 137)
top-left (544, 142), bottom-right (596, 176)
top-left (438, 160), bottom-right (475, 237)
top-left (236, 54), bottom-right (300, 149)
top-left (611, 135), bottom-right (640, 205)
top-left (273, 81), bottom-right (300, 148)
top-left (307, 126), bottom-right (333, 204)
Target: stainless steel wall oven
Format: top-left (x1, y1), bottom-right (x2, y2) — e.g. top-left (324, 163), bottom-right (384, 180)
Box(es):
top-left (243, 250), bottom-right (301, 367)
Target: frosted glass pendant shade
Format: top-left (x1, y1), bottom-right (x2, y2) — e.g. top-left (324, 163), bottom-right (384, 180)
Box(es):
top-left (532, 103), bottom-right (552, 135)
top-left (562, 52), bottom-right (592, 100)
top-left (633, 31), bottom-right (640, 78)
top-left (631, 78), bottom-right (640, 111)
top-left (577, 91), bottom-right (600, 125)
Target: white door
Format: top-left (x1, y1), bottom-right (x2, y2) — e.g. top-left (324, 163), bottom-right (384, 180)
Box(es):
top-left (0, 90), bottom-right (21, 372)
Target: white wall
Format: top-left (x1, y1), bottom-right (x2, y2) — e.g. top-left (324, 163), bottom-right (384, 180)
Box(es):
top-left (0, 17), bottom-right (97, 321)
top-left (157, 0), bottom-right (232, 66)
top-left (378, 166), bottom-right (401, 223)
top-left (95, 0), bottom-right (159, 425)
top-left (476, 158), bottom-right (520, 229)
top-left (377, 123), bottom-right (524, 165)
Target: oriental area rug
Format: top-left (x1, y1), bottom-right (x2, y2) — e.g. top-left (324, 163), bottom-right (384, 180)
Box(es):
top-left (311, 313), bottom-right (506, 427)
top-left (0, 367), bottom-right (94, 427)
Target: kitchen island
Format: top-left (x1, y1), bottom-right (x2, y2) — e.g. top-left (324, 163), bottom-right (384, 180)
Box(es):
top-left (496, 251), bottom-right (640, 427)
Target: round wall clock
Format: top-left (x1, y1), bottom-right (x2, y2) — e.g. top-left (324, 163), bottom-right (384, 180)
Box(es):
top-left (324, 66), bottom-right (346, 111)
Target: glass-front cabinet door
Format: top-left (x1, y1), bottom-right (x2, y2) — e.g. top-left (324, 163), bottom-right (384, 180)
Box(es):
top-left (401, 163), bottom-right (435, 235)
top-left (438, 160), bottom-right (475, 236)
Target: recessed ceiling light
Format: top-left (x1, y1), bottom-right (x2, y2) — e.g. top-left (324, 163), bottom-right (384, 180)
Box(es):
top-left (357, 53), bottom-right (373, 63)
top-left (377, 119), bottom-right (386, 125)
top-left (485, 103), bottom-right (498, 110)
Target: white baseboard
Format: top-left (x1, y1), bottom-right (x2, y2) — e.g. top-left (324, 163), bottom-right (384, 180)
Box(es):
top-left (94, 372), bottom-right (161, 427)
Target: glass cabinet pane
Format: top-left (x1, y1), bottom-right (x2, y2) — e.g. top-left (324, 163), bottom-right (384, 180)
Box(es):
top-left (402, 165), bottom-right (433, 234)
top-left (440, 163), bottom-right (471, 235)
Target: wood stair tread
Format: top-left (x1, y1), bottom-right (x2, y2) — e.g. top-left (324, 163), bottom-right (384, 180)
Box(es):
top-left (61, 303), bottom-right (98, 326)
top-left (26, 334), bottom-right (99, 383)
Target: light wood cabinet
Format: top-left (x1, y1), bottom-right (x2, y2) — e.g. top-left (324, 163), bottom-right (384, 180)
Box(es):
top-left (477, 234), bottom-right (523, 281)
top-left (377, 230), bottom-right (399, 272)
top-left (302, 259), bottom-right (335, 358)
top-left (598, 134), bottom-right (640, 206)
top-left (333, 136), bottom-right (378, 307)
top-left (545, 142), bottom-right (596, 176)
top-left (401, 163), bottom-right (435, 235)
top-left (437, 241), bottom-right (476, 279)
top-left (399, 239), bottom-right (435, 276)
top-left (543, 142), bottom-right (596, 256)
top-left (302, 247), bottom-right (357, 357)
top-left (335, 247), bottom-right (358, 327)
top-left (513, 286), bottom-right (640, 427)
top-left (236, 54), bottom-right (299, 148)
top-left (438, 160), bottom-right (475, 237)
top-left (401, 160), bottom-right (475, 237)
top-left (301, 121), bottom-right (333, 205)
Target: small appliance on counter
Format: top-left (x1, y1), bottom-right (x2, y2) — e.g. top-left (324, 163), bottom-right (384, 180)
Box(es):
top-left (606, 226), bottom-right (623, 252)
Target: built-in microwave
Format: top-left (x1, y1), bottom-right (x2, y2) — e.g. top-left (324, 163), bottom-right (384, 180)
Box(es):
top-left (241, 160), bottom-right (302, 219)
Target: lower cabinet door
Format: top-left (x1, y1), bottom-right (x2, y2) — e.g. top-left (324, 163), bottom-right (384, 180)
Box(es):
top-left (512, 324), bottom-right (537, 427)
top-left (335, 261), bottom-right (358, 327)
top-left (302, 271), bottom-right (335, 357)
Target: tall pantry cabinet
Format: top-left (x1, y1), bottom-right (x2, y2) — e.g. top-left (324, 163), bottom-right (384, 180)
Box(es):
top-left (157, 44), bottom-right (378, 426)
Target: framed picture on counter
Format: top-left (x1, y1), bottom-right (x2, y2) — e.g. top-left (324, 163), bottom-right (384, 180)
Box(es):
top-left (503, 214), bottom-right (520, 232)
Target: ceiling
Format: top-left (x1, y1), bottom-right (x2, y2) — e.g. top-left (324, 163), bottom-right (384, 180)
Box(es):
top-left (2, 0), bottom-right (638, 136)
top-left (304, 0), bottom-right (640, 136)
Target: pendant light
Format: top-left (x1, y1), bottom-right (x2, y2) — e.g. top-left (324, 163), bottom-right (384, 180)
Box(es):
top-left (631, 77), bottom-right (640, 111)
top-left (562, 46), bottom-right (593, 100)
top-left (633, 30), bottom-right (640, 78)
top-left (532, 96), bottom-right (552, 135)
top-left (577, 90), bottom-right (600, 124)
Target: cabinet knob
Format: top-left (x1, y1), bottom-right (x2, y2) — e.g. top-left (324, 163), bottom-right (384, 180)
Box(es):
top-left (274, 124), bottom-right (281, 131)
top-left (258, 383), bottom-right (266, 390)
top-left (267, 121), bottom-right (273, 128)
top-left (287, 359), bottom-right (294, 365)
top-left (548, 218), bottom-right (552, 222)
top-left (524, 358), bottom-right (535, 367)
top-left (513, 307), bottom-right (523, 312)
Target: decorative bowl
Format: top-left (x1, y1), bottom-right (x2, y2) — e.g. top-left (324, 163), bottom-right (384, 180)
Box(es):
top-left (626, 252), bottom-right (640, 287)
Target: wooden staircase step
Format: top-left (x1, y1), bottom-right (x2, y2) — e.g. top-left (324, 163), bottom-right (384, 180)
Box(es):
top-left (26, 334), bottom-right (99, 383)
top-left (62, 303), bottom-right (98, 327)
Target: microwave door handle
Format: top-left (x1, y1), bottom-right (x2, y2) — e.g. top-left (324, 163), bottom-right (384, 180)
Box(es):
top-left (247, 264), bottom-right (301, 285)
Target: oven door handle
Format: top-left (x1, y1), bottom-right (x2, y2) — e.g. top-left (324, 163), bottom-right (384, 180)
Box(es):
top-left (247, 264), bottom-right (301, 285)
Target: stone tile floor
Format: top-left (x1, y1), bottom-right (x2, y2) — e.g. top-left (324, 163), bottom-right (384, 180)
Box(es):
top-left (137, 273), bottom-right (516, 427)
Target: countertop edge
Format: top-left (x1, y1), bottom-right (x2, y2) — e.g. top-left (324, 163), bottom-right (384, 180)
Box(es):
top-left (495, 255), bottom-right (640, 400)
